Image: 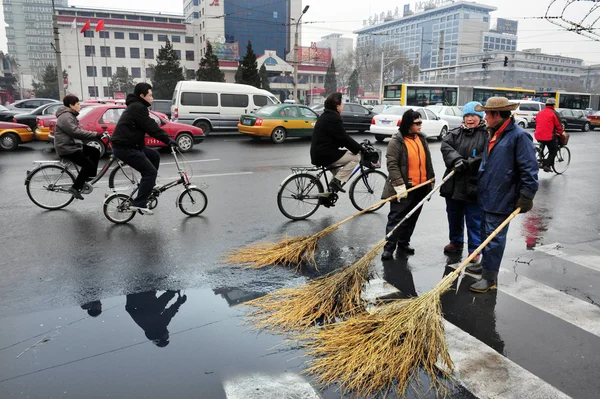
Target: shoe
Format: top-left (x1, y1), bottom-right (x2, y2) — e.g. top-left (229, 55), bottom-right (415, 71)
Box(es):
top-left (469, 279), bottom-right (497, 293)
top-left (543, 166), bottom-right (552, 173)
top-left (328, 178), bottom-right (346, 193)
top-left (466, 264), bottom-right (482, 274)
top-left (443, 243), bottom-right (464, 254)
top-left (381, 250), bottom-right (393, 260)
top-left (129, 206), bottom-right (154, 215)
top-left (67, 186), bottom-right (84, 200)
top-left (396, 244), bottom-right (415, 255)
top-left (469, 253), bottom-right (481, 264)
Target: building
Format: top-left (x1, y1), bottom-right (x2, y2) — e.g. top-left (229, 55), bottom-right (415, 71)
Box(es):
top-left (3, 0), bottom-right (68, 86)
top-left (317, 33), bottom-right (353, 61)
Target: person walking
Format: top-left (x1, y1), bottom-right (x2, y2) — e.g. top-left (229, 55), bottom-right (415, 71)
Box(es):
top-left (534, 98), bottom-right (565, 172)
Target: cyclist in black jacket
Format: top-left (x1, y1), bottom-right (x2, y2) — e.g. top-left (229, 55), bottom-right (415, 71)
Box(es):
top-left (111, 83), bottom-right (175, 215)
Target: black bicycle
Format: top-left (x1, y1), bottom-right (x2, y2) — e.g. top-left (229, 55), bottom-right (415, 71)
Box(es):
top-left (535, 139), bottom-right (571, 175)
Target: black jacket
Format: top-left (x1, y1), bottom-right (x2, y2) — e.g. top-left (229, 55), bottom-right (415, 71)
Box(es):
top-left (110, 94), bottom-right (170, 149)
top-left (310, 109), bottom-right (362, 166)
top-left (440, 123), bottom-right (487, 203)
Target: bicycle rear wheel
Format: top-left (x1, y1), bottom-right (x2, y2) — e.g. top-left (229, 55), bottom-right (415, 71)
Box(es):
top-left (552, 146), bottom-right (571, 175)
top-left (349, 169), bottom-right (387, 212)
top-left (26, 165), bottom-right (76, 210)
top-left (277, 173), bottom-right (324, 220)
top-left (108, 164), bottom-right (141, 193)
top-left (178, 187), bottom-right (208, 216)
top-left (103, 193), bottom-right (136, 224)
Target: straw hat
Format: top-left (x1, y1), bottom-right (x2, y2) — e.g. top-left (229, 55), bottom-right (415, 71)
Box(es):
top-left (474, 97), bottom-right (519, 112)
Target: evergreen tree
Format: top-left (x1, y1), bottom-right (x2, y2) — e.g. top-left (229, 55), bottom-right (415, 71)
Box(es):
top-left (109, 66), bottom-right (135, 96)
top-left (348, 69), bottom-right (360, 102)
top-left (151, 39), bottom-right (185, 99)
top-left (235, 41), bottom-right (260, 88)
top-left (31, 65), bottom-right (67, 99)
top-left (323, 58), bottom-right (337, 97)
top-left (259, 64), bottom-right (270, 91)
top-left (196, 42), bottom-right (225, 82)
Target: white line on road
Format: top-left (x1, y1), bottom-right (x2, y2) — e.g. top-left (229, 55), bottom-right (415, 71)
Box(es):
top-left (534, 243), bottom-right (600, 273)
top-left (223, 373), bottom-right (321, 399)
top-left (93, 171), bottom-right (253, 186)
top-left (161, 158), bottom-right (220, 165)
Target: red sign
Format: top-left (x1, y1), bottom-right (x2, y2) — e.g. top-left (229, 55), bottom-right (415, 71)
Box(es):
top-left (114, 92), bottom-right (126, 100)
top-left (209, 0), bottom-right (219, 6)
top-left (297, 46), bottom-right (331, 65)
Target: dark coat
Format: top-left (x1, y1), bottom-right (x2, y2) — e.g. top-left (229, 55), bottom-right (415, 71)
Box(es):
top-left (54, 107), bottom-right (99, 156)
top-left (440, 123), bottom-right (487, 203)
top-left (310, 109), bottom-right (362, 166)
top-left (110, 94), bottom-right (171, 149)
top-left (381, 132), bottom-right (435, 200)
top-left (478, 119), bottom-right (539, 214)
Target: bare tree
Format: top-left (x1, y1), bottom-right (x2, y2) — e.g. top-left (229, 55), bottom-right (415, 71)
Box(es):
top-left (355, 42), bottom-right (411, 93)
top-left (335, 48), bottom-right (355, 89)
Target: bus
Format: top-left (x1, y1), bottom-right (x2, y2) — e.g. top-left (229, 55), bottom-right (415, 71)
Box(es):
top-left (471, 87), bottom-right (535, 104)
top-left (534, 91), bottom-right (596, 110)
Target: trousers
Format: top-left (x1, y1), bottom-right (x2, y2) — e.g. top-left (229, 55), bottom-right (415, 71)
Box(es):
top-left (480, 211), bottom-right (511, 282)
top-left (112, 146), bottom-right (160, 208)
top-left (384, 186), bottom-right (429, 251)
top-left (62, 145), bottom-right (101, 190)
top-left (445, 197), bottom-right (482, 253)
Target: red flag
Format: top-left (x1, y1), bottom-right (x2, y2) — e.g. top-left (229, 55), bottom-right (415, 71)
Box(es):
top-left (95, 20), bottom-right (105, 32)
top-left (80, 19), bottom-right (90, 34)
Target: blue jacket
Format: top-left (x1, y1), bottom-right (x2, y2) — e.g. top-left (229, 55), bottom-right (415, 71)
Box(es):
top-left (478, 119), bottom-right (539, 214)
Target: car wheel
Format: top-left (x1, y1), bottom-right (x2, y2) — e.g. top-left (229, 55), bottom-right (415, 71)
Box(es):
top-left (583, 122), bottom-right (590, 132)
top-left (0, 132), bottom-right (19, 151)
top-left (374, 134), bottom-right (387, 142)
top-left (194, 121), bottom-right (211, 135)
top-left (85, 139), bottom-right (106, 158)
top-left (270, 127), bottom-right (287, 144)
top-left (176, 133), bottom-right (194, 152)
top-left (518, 121), bottom-right (526, 128)
top-left (438, 126), bottom-right (448, 141)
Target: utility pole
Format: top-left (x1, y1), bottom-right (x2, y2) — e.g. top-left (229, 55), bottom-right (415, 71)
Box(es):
top-left (51, 0), bottom-right (66, 99)
top-left (292, 5), bottom-right (309, 103)
top-left (379, 52), bottom-right (384, 103)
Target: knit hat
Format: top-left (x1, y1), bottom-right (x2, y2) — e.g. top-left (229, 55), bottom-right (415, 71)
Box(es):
top-left (462, 101), bottom-right (485, 119)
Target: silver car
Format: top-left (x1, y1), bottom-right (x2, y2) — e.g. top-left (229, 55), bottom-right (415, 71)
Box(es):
top-left (426, 105), bottom-right (464, 130)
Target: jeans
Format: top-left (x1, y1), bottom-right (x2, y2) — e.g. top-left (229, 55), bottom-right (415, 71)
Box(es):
top-left (445, 197), bottom-right (482, 253)
top-left (384, 186), bottom-right (429, 251)
top-left (62, 146), bottom-right (100, 190)
top-left (112, 146), bottom-right (160, 208)
top-left (480, 211), bottom-right (511, 282)
top-left (539, 137), bottom-right (558, 168)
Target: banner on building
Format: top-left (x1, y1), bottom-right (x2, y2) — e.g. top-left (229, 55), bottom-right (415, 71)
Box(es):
top-left (114, 92), bottom-right (126, 100)
top-left (212, 42), bottom-right (239, 60)
top-left (297, 45), bottom-right (332, 65)
top-left (496, 18), bottom-right (518, 35)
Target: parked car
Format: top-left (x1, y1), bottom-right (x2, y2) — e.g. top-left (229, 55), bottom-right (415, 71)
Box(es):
top-left (557, 108), bottom-right (591, 132)
top-left (426, 105), bottom-right (463, 130)
top-left (586, 110), bottom-right (600, 130)
top-left (7, 98), bottom-right (60, 111)
top-left (237, 104), bottom-right (318, 143)
top-left (13, 102), bottom-right (63, 139)
top-left (510, 100), bottom-right (544, 128)
top-left (0, 104), bottom-right (23, 122)
top-left (370, 106), bottom-right (449, 142)
top-left (149, 99), bottom-right (173, 119)
top-left (0, 121), bottom-right (34, 151)
top-left (311, 102), bottom-right (376, 133)
top-left (371, 104), bottom-right (394, 114)
top-left (44, 105), bottom-right (204, 156)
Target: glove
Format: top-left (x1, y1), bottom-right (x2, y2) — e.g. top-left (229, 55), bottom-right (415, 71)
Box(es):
top-left (96, 133), bottom-right (105, 139)
top-left (516, 195), bottom-right (533, 214)
top-left (394, 184), bottom-right (408, 200)
top-left (453, 158), bottom-right (468, 173)
top-left (168, 140), bottom-right (178, 147)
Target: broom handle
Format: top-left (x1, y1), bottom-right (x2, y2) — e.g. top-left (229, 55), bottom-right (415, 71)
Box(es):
top-left (453, 208), bottom-right (522, 275)
top-left (385, 170), bottom-right (456, 240)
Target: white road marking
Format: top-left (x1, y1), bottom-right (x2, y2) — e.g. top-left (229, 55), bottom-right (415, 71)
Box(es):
top-left (534, 243), bottom-right (600, 273)
top-left (223, 373), bottom-right (321, 399)
top-left (161, 158), bottom-right (220, 165)
top-left (92, 171), bottom-right (253, 186)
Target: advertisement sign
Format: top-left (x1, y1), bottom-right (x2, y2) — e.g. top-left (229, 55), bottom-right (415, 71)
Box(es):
top-left (212, 41), bottom-right (239, 60)
top-left (414, 0), bottom-right (452, 13)
top-left (297, 45), bottom-right (332, 65)
top-left (496, 18), bottom-right (518, 35)
top-left (114, 92), bottom-right (126, 100)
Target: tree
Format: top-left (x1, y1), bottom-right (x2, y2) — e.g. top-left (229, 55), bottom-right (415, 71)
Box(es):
top-left (109, 66), bottom-right (135, 96)
top-left (235, 41), bottom-right (260, 88)
top-left (196, 42), bottom-right (225, 82)
top-left (355, 44), bottom-right (410, 92)
top-left (323, 58), bottom-right (337, 97)
top-left (336, 48), bottom-right (355, 88)
top-left (151, 39), bottom-right (185, 99)
top-left (31, 65), bottom-right (67, 99)
top-left (259, 64), bottom-right (270, 91)
top-left (348, 69), bottom-right (360, 101)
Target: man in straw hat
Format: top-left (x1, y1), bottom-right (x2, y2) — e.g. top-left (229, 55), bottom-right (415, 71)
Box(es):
top-left (466, 97), bottom-right (539, 293)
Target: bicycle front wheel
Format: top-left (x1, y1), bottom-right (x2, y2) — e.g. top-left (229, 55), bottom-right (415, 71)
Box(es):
top-left (103, 193), bottom-right (136, 224)
top-left (108, 164), bottom-right (140, 193)
top-left (26, 165), bottom-right (76, 210)
top-left (277, 173), bottom-right (324, 220)
top-left (178, 187), bottom-right (208, 216)
top-left (349, 169), bottom-right (387, 212)
top-left (552, 146), bottom-right (571, 175)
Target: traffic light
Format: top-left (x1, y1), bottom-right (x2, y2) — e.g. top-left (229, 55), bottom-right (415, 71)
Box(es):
top-left (504, 56), bottom-right (509, 67)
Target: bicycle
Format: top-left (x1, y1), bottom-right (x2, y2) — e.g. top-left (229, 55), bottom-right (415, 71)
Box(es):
top-left (276, 150), bottom-right (387, 220)
top-left (535, 138), bottom-right (571, 175)
top-left (102, 145), bottom-right (208, 224)
top-left (25, 133), bottom-right (140, 210)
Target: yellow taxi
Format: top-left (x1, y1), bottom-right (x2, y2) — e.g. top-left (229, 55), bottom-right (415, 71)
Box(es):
top-left (238, 104), bottom-right (318, 143)
top-left (0, 122), bottom-right (34, 151)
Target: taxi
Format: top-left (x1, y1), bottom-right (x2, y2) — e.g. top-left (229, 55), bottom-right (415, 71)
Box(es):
top-left (238, 104), bottom-right (318, 143)
top-left (0, 121), bottom-right (34, 151)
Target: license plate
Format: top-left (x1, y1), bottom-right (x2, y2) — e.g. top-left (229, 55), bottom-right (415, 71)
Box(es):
top-left (243, 119), bottom-right (252, 125)
top-left (381, 120), bottom-right (391, 125)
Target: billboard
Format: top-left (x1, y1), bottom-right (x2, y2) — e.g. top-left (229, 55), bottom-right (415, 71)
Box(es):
top-left (297, 45), bottom-right (332, 65)
top-left (212, 42), bottom-right (239, 60)
top-left (496, 18), bottom-right (518, 35)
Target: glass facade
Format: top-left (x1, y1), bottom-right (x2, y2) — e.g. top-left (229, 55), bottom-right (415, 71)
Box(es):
top-left (224, 0), bottom-right (290, 59)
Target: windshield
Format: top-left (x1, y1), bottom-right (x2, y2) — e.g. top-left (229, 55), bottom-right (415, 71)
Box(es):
top-left (268, 96), bottom-right (280, 104)
top-left (382, 106), bottom-right (411, 116)
top-left (427, 106), bottom-right (443, 114)
top-left (255, 105), bottom-right (280, 116)
top-left (77, 106), bottom-right (96, 120)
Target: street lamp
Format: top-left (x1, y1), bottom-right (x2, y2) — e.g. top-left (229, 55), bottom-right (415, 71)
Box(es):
top-left (292, 5), bottom-right (309, 103)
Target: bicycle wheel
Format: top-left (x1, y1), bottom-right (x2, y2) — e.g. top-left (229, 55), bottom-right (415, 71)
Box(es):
top-left (103, 193), bottom-right (136, 224)
top-left (277, 173), bottom-right (324, 220)
top-left (178, 187), bottom-right (208, 216)
top-left (26, 165), bottom-right (76, 210)
top-left (108, 164), bottom-right (140, 192)
top-left (349, 169), bottom-right (388, 212)
top-left (552, 146), bottom-right (571, 175)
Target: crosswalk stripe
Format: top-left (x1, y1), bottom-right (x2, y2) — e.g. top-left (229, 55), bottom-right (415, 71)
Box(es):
top-left (534, 243), bottom-right (600, 273)
top-left (223, 373), bottom-right (321, 399)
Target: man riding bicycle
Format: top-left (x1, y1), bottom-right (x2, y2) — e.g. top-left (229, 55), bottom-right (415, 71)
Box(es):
top-left (111, 83), bottom-right (176, 215)
top-left (534, 98), bottom-right (566, 173)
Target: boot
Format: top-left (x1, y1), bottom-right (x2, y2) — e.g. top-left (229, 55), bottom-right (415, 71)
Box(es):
top-left (396, 244), bottom-right (415, 255)
top-left (68, 186), bottom-right (84, 200)
top-left (329, 178), bottom-right (346, 193)
top-left (469, 279), bottom-right (497, 293)
top-left (443, 242), bottom-right (463, 254)
top-left (466, 264), bottom-right (482, 274)
top-left (381, 242), bottom-right (396, 260)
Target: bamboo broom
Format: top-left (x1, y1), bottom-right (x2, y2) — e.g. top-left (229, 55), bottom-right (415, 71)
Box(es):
top-left (225, 178), bottom-right (435, 271)
top-left (244, 173), bottom-right (455, 333)
top-left (300, 208), bottom-right (522, 398)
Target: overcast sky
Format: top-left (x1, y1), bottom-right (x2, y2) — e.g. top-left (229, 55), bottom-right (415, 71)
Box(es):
top-left (1, 0), bottom-right (599, 64)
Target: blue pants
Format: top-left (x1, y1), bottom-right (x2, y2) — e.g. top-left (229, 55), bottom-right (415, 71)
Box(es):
top-left (480, 211), bottom-right (511, 282)
top-left (445, 198), bottom-right (482, 253)
top-left (112, 147), bottom-right (160, 208)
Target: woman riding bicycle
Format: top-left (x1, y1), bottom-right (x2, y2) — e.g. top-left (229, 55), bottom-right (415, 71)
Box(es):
top-left (310, 92), bottom-right (363, 193)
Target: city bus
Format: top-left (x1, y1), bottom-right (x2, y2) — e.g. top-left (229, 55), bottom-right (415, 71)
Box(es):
top-left (471, 87), bottom-right (536, 104)
top-left (535, 91), bottom-right (594, 110)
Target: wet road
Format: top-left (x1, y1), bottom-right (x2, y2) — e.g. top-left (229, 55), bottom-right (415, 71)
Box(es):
top-left (1, 129), bottom-right (599, 398)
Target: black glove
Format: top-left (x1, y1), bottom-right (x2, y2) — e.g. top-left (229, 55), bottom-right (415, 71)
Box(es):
top-left (96, 132), bottom-right (105, 139)
top-left (453, 159), bottom-right (467, 173)
top-left (516, 195), bottom-right (534, 213)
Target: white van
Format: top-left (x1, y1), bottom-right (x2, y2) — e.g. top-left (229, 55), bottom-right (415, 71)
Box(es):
top-left (171, 81), bottom-right (280, 135)
top-left (510, 100), bottom-right (544, 128)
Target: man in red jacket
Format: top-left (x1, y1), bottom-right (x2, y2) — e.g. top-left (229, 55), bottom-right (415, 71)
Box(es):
top-left (534, 98), bottom-right (565, 172)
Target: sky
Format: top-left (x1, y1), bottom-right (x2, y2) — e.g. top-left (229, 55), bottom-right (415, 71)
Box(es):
top-left (1, 0), bottom-right (600, 64)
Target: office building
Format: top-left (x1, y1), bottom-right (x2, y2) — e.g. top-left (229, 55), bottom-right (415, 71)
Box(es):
top-left (317, 33), bottom-right (353, 61)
